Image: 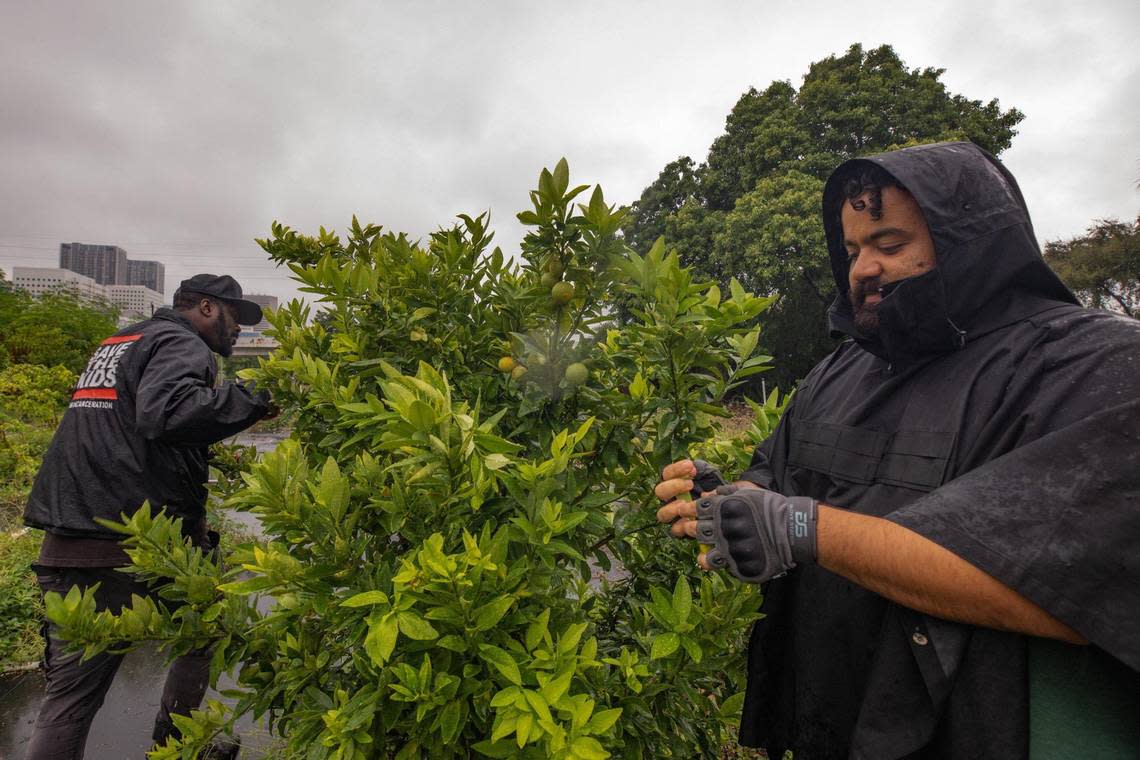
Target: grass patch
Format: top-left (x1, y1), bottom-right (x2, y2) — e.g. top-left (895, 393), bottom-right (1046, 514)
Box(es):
top-left (0, 529), bottom-right (44, 672)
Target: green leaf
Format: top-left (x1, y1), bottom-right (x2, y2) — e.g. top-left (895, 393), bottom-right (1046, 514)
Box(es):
top-left (539, 668), bottom-right (572, 704)
top-left (553, 158), bottom-right (570, 196)
top-left (398, 612), bottom-right (439, 641)
top-left (647, 587), bottom-right (678, 628)
top-left (479, 644), bottom-right (523, 685)
top-left (216, 576), bottom-right (274, 594)
top-left (584, 707), bottom-right (622, 735)
top-left (490, 686), bottom-right (520, 708)
top-left (437, 635), bottom-right (468, 652)
top-left (706, 283), bottom-right (721, 307)
top-left (569, 736), bottom-right (609, 759)
top-left (680, 635), bottom-right (703, 664)
top-left (364, 613), bottom-right (399, 665)
top-left (629, 372), bottom-right (648, 401)
top-left (483, 453), bottom-right (510, 471)
top-left (650, 632), bottom-right (680, 660)
top-left (424, 606), bottom-right (465, 625)
top-left (318, 456), bottom-right (349, 517)
top-left (539, 168), bottom-right (556, 202)
top-left (472, 739), bottom-right (518, 758)
top-left (557, 622), bottom-right (588, 655)
top-left (719, 690), bottom-right (746, 724)
top-left (341, 590), bottom-right (389, 608)
top-left (736, 327), bottom-right (760, 361)
top-left (729, 277), bottom-right (746, 303)
top-left (523, 689), bottom-right (553, 723)
top-left (516, 711), bottom-right (533, 747)
top-left (525, 609), bottom-right (550, 651)
top-left (474, 596), bottom-right (515, 631)
top-left (672, 576), bottom-right (692, 622)
top-left (406, 399), bottom-right (438, 431)
top-left (438, 699), bottom-right (463, 743)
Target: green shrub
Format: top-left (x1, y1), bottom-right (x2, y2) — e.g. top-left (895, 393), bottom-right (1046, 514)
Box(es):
top-left (0, 363), bottom-right (76, 422)
top-left (0, 364), bottom-right (75, 529)
top-left (48, 161), bottom-right (786, 759)
top-left (0, 530), bottom-right (43, 670)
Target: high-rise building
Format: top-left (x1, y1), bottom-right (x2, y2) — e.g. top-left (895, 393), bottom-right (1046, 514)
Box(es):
top-left (244, 294), bottom-right (278, 334)
top-left (13, 267), bottom-right (108, 302)
top-left (107, 284), bottom-right (164, 319)
top-left (128, 259), bottom-right (166, 294)
top-left (59, 243), bottom-right (129, 286)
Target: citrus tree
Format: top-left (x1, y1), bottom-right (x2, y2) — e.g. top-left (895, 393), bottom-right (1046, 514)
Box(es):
top-left (46, 161), bottom-right (787, 759)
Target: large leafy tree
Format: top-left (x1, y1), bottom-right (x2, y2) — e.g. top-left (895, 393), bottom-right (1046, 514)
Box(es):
top-left (625, 43), bottom-right (1025, 387)
top-left (1045, 216), bottom-right (1140, 317)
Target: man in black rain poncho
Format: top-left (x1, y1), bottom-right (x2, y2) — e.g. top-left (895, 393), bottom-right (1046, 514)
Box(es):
top-left (655, 142), bottom-right (1140, 759)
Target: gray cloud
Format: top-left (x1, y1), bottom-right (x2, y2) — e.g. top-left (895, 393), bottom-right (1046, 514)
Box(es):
top-left (2, 0), bottom-right (1137, 305)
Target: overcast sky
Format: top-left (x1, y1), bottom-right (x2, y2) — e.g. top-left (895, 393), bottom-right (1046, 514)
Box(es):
top-left (2, 1), bottom-right (1137, 305)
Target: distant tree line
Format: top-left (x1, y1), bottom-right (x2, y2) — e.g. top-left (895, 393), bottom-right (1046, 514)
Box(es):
top-left (0, 269), bottom-right (119, 373)
top-left (1044, 216), bottom-right (1139, 318)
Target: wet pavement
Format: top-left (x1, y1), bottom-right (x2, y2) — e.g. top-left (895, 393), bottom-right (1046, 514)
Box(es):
top-left (0, 431), bottom-right (287, 759)
top-left (0, 645), bottom-right (278, 759)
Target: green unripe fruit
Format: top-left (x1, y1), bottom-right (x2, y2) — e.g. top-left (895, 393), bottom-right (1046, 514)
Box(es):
top-left (564, 362), bottom-right (588, 387)
top-left (540, 271), bottom-right (560, 289)
top-left (550, 281), bottom-right (575, 305)
top-left (497, 356), bottom-right (517, 373)
top-left (544, 258), bottom-right (563, 275)
top-left (511, 365), bottom-right (528, 381)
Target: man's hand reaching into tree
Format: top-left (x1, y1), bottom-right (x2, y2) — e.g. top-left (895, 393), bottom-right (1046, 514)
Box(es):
top-left (655, 459), bottom-right (818, 584)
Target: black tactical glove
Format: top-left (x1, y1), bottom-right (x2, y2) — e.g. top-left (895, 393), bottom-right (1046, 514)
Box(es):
top-left (695, 484), bottom-right (818, 584)
top-left (689, 459), bottom-right (728, 498)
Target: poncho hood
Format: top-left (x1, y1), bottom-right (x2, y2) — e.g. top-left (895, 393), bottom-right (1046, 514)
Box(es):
top-left (823, 141), bottom-right (1078, 364)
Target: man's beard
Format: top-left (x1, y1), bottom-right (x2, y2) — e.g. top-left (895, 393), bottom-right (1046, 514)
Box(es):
top-left (849, 278), bottom-right (883, 336)
top-left (213, 316), bottom-right (234, 357)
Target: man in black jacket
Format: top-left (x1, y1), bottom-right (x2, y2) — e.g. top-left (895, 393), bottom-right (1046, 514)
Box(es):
top-left (23, 273), bottom-right (272, 760)
top-left (656, 143), bottom-right (1140, 758)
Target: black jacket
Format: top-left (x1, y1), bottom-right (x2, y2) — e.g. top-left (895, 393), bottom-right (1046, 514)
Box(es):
top-left (24, 308), bottom-right (269, 539)
top-left (737, 143), bottom-right (1140, 758)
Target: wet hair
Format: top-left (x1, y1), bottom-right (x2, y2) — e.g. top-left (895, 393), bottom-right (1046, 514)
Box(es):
top-left (840, 164), bottom-right (903, 221)
top-left (173, 290), bottom-right (214, 310)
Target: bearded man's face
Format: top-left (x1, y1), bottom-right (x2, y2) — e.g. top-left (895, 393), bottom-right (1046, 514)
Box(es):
top-left (842, 186), bottom-right (937, 335)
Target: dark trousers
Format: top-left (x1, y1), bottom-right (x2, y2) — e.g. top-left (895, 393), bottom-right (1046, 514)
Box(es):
top-left (24, 566), bottom-right (212, 760)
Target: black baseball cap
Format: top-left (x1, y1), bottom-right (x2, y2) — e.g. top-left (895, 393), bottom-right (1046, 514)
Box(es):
top-left (175, 274), bottom-right (263, 325)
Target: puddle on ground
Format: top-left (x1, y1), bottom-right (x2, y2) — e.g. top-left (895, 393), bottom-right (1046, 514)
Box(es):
top-left (229, 431), bottom-right (288, 454)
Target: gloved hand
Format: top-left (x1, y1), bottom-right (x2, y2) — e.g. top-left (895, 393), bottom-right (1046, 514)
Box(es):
top-left (689, 459), bottom-right (728, 498)
top-left (694, 484), bottom-right (818, 584)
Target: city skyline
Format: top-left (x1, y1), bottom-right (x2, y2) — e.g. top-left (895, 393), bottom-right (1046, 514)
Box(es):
top-left (7, 248), bottom-right (283, 326)
top-left (59, 241), bottom-right (165, 293)
top-left (3, 241), bottom-right (284, 309)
